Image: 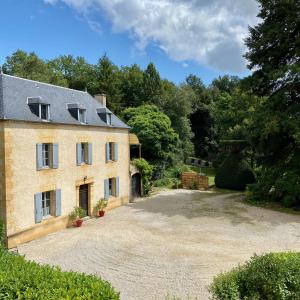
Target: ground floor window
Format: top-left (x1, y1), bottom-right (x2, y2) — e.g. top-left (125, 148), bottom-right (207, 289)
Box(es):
top-left (105, 177), bottom-right (119, 199)
top-left (109, 178), bottom-right (115, 197)
top-left (42, 191), bottom-right (51, 217)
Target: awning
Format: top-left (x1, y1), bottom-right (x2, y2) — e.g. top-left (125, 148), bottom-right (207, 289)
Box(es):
top-left (129, 133), bottom-right (140, 145)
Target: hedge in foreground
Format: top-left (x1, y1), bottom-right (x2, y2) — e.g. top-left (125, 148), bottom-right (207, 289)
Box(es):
top-left (0, 249), bottom-right (119, 300)
top-left (210, 252), bottom-right (300, 300)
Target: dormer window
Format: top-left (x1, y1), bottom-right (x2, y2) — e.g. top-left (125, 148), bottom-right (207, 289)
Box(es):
top-left (28, 97), bottom-right (50, 121)
top-left (97, 107), bottom-right (112, 126)
top-left (67, 104), bottom-right (87, 124)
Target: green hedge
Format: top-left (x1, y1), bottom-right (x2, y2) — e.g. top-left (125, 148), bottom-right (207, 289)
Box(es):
top-left (0, 249), bottom-right (119, 300)
top-left (215, 154), bottom-right (255, 190)
top-left (210, 252), bottom-right (300, 300)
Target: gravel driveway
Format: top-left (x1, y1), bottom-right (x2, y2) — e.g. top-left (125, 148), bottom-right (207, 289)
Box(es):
top-left (18, 189), bottom-right (300, 300)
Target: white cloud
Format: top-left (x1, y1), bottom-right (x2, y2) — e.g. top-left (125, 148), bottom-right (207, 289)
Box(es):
top-left (44, 0), bottom-right (259, 73)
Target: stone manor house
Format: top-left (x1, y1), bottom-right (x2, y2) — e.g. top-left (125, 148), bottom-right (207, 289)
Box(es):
top-left (0, 74), bottom-right (142, 248)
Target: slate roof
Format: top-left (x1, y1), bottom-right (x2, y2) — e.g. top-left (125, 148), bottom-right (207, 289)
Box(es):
top-left (0, 74), bottom-right (129, 129)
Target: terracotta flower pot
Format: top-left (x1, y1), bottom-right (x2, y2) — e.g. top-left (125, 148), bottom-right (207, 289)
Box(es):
top-left (74, 219), bottom-right (83, 227)
top-left (98, 210), bottom-right (105, 217)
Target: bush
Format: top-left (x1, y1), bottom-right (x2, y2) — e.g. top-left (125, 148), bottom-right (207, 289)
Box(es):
top-left (133, 158), bottom-right (154, 195)
top-left (0, 250), bottom-right (119, 299)
top-left (215, 154), bottom-right (256, 190)
top-left (0, 221), bottom-right (5, 249)
top-left (210, 252), bottom-right (300, 300)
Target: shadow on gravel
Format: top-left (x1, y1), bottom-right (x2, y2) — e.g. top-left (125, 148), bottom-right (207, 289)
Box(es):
top-left (130, 190), bottom-right (300, 226)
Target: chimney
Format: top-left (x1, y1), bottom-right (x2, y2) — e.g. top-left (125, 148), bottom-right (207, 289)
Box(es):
top-left (94, 94), bottom-right (106, 107)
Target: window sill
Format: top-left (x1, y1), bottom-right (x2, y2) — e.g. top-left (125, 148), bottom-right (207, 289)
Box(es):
top-left (42, 215), bottom-right (54, 221)
top-left (38, 166), bottom-right (53, 170)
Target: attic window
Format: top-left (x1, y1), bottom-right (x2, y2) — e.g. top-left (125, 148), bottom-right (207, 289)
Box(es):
top-left (28, 97), bottom-right (50, 121)
top-left (96, 108), bottom-right (112, 126)
top-left (67, 104), bottom-right (87, 124)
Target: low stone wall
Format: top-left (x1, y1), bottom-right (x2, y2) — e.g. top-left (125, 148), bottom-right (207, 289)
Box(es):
top-left (181, 172), bottom-right (209, 190)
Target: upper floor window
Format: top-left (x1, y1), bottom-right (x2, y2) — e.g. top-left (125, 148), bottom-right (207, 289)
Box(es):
top-left (76, 143), bottom-right (92, 165)
top-left (36, 143), bottom-right (59, 170)
top-left (67, 104), bottom-right (87, 124)
top-left (105, 142), bottom-right (118, 162)
top-left (28, 97), bottom-right (50, 121)
top-left (97, 108), bottom-right (112, 126)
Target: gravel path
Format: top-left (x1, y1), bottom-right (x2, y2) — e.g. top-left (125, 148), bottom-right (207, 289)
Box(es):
top-left (18, 189), bottom-right (300, 300)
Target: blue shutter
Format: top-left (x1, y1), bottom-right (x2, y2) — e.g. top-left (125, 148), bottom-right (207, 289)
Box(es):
top-left (104, 179), bottom-right (109, 199)
top-left (116, 177), bottom-right (120, 197)
top-left (52, 143), bottom-right (59, 169)
top-left (34, 193), bottom-right (43, 223)
top-left (36, 144), bottom-right (43, 170)
top-left (55, 189), bottom-right (61, 217)
top-left (76, 143), bottom-right (82, 165)
top-left (114, 143), bottom-right (118, 161)
top-left (105, 143), bottom-right (109, 162)
top-left (88, 143), bottom-right (92, 165)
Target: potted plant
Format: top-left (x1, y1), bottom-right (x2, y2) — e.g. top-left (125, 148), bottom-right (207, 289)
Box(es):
top-left (69, 206), bottom-right (86, 227)
top-left (94, 199), bottom-right (108, 217)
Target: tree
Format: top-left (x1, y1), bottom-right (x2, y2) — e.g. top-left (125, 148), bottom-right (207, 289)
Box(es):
top-left (244, 0), bottom-right (300, 205)
top-left (122, 105), bottom-right (179, 161)
top-left (142, 63), bottom-right (162, 105)
top-left (3, 50), bottom-right (67, 86)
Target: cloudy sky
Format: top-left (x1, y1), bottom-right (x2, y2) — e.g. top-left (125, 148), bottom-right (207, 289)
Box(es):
top-left (0, 0), bottom-right (259, 84)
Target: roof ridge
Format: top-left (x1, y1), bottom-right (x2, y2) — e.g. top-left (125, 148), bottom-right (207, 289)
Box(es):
top-left (1, 73), bottom-right (89, 95)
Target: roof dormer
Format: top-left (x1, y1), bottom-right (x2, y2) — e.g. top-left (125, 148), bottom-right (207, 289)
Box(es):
top-left (67, 103), bottom-right (87, 124)
top-left (97, 107), bottom-right (112, 125)
top-left (27, 97), bottom-right (50, 121)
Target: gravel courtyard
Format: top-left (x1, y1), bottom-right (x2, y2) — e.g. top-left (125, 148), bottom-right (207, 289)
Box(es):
top-left (18, 190), bottom-right (300, 300)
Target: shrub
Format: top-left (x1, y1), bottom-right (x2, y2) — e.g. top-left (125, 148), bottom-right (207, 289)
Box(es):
top-left (215, 154), bottom-right (256, 190)
top-left (165, 164), bottom-right (192, 179)
top-left (0, 221), bottom-right (5, 250)
top-left (133, 158), bottom-right (154, 195)
top-left (69, 206), bottom-right (86, 221)
top-left (210, 252), bottom-right (300, 300)
top-left (0, 250), bottom-right (119, 299)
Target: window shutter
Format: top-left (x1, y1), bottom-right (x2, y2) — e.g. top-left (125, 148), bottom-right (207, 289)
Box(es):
top-left (55, 189), bottom-right (61, 217)
top-left (105, 143), bottom-right (109, 162)
top-left (36, 144), bottom-right (43, 170)
top-left (76, 143), bottom-right (82, 165)
top-left (88, 143), bottom-right (92, 165)
top-left (104, 179), bottom-right (109, 199)
top-left (34, 193), bottom-right (43, 223)
top-left (116, 177), bottom-right (120, 197)
top-left (114, 143), bottom-right (118, 161)
top-left (52, 143), bottom-right (59, 169)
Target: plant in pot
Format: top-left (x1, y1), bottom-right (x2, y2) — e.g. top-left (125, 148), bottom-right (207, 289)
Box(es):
top-left (69, 206), bottom-right (86, 227)
top-left (94, 199), bottom-right (108, 217)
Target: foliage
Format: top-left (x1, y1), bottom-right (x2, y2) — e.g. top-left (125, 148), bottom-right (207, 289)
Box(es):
top-left (244, 0), bottom-right (300, 204)
top-left (133, 158), bottom-right (154, 195)
top-left (0, 250), bottom-right (119, 299)
top-left (215, 154), bottom-right (256, 191)
top-left (94, 199), bottom-right (108, 212)
top-left (0, 221), bottom-right (5, 250)
top-left (210, 252), bottom-right (300, 300)
top-left (123, 105), bottom-right (179, 161)
top-left (69, 206), bottom-right (86, 221)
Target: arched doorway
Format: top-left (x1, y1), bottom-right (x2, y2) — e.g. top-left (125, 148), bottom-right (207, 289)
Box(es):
top-left (131, 173), bottom-right (142, 199)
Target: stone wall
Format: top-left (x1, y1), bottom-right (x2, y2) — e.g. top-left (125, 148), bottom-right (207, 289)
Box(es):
top-left (181, 172), bottom-right (209, 190)
top-left (0, 122), bottom-right (6, 229)
top-left (3, 120), bottom-right (130, 248)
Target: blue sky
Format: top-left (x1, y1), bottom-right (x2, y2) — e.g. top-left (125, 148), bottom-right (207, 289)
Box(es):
top-left (0, 0), bottom-right (259, 85)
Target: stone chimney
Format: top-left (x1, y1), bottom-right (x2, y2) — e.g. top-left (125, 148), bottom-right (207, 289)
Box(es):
top-left (94, 94), bottom-right (107, 107)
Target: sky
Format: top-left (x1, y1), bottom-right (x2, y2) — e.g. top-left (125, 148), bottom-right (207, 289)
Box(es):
top-left (0, 0), bottom-right (260, 85)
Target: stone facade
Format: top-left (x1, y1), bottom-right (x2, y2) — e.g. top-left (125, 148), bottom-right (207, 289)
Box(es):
top-left (1, 120), bottom-right (130, 248)
top-left (181, 172), bottom-right (209, 190)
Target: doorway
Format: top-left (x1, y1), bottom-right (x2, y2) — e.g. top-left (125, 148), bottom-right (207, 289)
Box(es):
top-left (79, 184), bottom-right (89, 216)
top-left (131, 173), bottom-right (141, 199)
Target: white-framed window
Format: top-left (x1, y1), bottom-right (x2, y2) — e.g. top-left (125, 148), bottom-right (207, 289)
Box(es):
top-left (42, 191), bottom-right (51, 217)
top-left (109, 142), bottom-right (114, 161)
top-left (78, 109), bottom-right (86, 123)
top-left (42, 144), bottom-right (50, 167)
top-left (40, 104), bottom-right (50, 121)
top-left (81, 143), bottom-right (88, 164)
top-left (106, 113), bottom-right (112, 125)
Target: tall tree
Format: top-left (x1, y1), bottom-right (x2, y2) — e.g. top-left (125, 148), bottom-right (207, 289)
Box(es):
top-left (245, 0), bottom-right (300, 206)
top-left (3, 50), bottom-right (67, 86)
